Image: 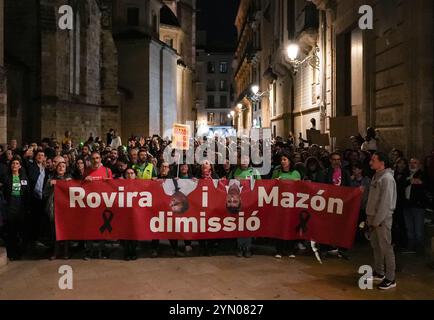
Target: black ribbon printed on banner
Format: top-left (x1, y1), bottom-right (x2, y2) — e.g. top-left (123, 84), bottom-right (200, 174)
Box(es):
top-left (99, 209), bottom-right (114, 234)
top-left (173, 178), bottom-right (181, 192)
top-left (295, 210), bottom-right (311, 237)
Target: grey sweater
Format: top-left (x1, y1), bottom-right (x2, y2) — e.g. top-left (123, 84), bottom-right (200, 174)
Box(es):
top-left (366, 168), bottom-right (397, 228)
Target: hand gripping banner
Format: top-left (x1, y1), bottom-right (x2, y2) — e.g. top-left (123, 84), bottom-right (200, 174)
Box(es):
top-left (54, 179), bottom-right (362, 248)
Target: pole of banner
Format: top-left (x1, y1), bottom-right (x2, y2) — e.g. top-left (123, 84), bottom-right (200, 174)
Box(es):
top-left (176, 152), bottom-right (181, 178)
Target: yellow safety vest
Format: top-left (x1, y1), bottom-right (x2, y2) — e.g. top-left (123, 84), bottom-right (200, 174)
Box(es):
top-left (134, 163), bottom-right (154, 180)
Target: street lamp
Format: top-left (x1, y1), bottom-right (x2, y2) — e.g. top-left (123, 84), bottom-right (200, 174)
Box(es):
top-left (287, 43), bottom-right (300, 61)
top-left (228, 110), bottom-right (236, 127)
top-left (286, 42), bottom-right (320, 74)
top-left (251, 85), bottom-right (260, 96)
top-left (250, 84), bottom-right (269, 102)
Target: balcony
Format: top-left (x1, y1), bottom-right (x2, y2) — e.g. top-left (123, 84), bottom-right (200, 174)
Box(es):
top-left (233, 41), bottom-right (261, 79)
top-left (295, 2), bottom-right (320, 50)
top-left (296, 2), bottom-right (319, 35)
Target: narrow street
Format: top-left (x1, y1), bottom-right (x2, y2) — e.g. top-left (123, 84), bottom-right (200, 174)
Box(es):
top-left (1, 243), bottom-right (433, 300)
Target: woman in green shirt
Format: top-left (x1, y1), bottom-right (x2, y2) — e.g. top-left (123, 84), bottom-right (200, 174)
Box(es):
top-left (4, 157), bottom-right (30, 260)
top-left (272, 154), bottom-right (302, 180)
top-left (272, 152), bottom-right (300, 259)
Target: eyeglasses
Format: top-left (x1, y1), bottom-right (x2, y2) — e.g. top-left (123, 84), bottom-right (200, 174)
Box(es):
top-left (331, 158), bottom-right (341, 161)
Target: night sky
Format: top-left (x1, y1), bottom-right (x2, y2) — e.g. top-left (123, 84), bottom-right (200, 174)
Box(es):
top-left (197, 0), bottom-right (239, 51)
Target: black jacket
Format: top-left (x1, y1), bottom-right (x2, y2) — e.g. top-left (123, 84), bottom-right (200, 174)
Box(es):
top-left (394, 169), bottom-right (410, 208)
top-left (27, 161), bottom-right (49, 194)
top-left (305, 169), bottom-right (326, 183)
top-left (406, 170), bottom-right (430, 208)
top-left (324, 167), bottom-right (352, 187)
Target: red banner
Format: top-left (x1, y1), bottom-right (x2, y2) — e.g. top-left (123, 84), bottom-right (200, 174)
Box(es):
top-left (54, 179), bottom-right (362, 248)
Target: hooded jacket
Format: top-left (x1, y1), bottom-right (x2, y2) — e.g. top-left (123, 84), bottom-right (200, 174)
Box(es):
top-left (366, 168), bottom-right (397, 228)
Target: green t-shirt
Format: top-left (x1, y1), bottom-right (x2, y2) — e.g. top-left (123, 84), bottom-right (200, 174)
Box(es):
top-left (272, 168), bottom-right (301, 181)
top-left (231, 167), bottom-right (262, 180)
top-left (11, 175), bottom-right (21, 197)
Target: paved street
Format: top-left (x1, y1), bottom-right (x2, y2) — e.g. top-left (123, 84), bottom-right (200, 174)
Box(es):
top-left (0, 243), bottom-right (433, 300)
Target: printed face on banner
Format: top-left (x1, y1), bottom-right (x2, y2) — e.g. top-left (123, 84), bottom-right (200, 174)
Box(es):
top-left (226, 180), bottom-right (242, 214)
top-left (162, 179), bottom-right (198, 214)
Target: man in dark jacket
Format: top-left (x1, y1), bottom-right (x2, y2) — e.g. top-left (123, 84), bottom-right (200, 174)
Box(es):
top-left (402, 158), bottom-right (429, 254)
top-left (26, 150), bottom-right (49, 247)
top-left (325, 152), bottom-right (352, 187)
top-left (322, 152), bottom-right (352, 258)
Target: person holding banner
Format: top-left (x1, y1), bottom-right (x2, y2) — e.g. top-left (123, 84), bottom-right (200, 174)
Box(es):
top-left (304, 157), bottom-right (325, 183)
top-left (121, 168), bottom-right (138, 261)
top-left (83, 151), bottom-right (113, 260)
top-left (72, 158), bottom-right (86, 180)
top-left (217, 158), bottom-right (235, 179)
top-left (178, 164), bottom-right (194, 179)
top-left (151, 162), bottom-right (188, 258)
top-left (197, 160), bottom-right (219, 256)
top-left (3, 157), bottom-right (31, 260)
top-left (229, 154), bottom-right (261, 258)
top-left (132, 149), bottom-right (157, 180)
top-left (272, 152), bottom-right (301, 259)
top-left (323, 152), bottom-right (352, 258)
top-left (27, 150), bottom-right (49, 250)
top-left (177, 164), bottom-right (195, 255)
top-left (44, 161), bottom-right (72, 260)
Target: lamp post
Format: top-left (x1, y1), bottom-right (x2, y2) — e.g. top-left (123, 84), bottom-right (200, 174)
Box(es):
top-left (250, 84), bottom-right (268, 99)
top-left (249, 85), bottom-right (269, 129)
top-left (228, 109), bottom-right (237, 128)
top-left (251, 85), bottom-right (260, 96)
top-left (285, 42), bottom-right (320, 74)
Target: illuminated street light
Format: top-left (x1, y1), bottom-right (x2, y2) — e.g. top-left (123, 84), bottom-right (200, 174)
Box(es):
top-left (286, 42), bottom-right (320, 74)
top-left (249, 85), bottom-right (269, 102)
top-left (287, 43), bottom-right (300, 61)
top-left (251, 85), bottom-right (260, 95)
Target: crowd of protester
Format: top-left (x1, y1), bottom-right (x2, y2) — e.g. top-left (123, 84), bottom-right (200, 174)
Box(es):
top-left (0, 128), bottom-right (432, 264)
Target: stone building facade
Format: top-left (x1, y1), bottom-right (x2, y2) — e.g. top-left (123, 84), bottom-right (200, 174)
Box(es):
top-left (2, 0), bottom-right (196, 145)
top-left (160, 0), bottom-right (196, 130)
top-left (5, 0), bottom-right (120, 144)
top-left (114, 0), bottom-right (196, 139)
top-left (304, 0), bottom-right (433, 157)
top-left (233, 0), bottom-right (260, 137)
top-left (233, 0), bottom-right (433, 158)
top-left (0, 0), bottom-right (5, 144)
